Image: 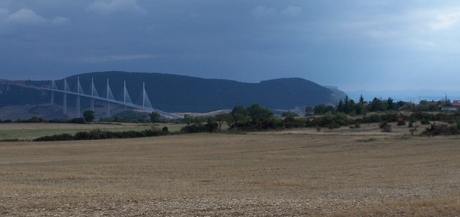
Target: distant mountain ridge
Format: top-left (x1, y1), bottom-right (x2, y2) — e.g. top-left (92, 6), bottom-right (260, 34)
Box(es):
top-left (0, 71), bottom-right (340, 114)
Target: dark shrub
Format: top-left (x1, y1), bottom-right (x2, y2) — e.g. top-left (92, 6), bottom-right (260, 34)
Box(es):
top-left (397, 120), bottom-right (406, 126)
top-left (69, 117), bottom-right (86, 124)
top-left (381, 124), bottom-right (392, 132)
top-left (75, 131), bottom-right (91, 140)
top-left (421, 124), bottom-right (460, 136)
top-left (328, 121), bottom-right (340, 129)
top-left (364, 114), bottom-right (382, 123)
top-left (34, 133), bottom-right (74, 141)
top-left (420, 119), bottom-right (430, 125)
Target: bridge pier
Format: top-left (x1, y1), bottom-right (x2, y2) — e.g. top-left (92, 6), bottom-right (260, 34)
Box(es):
top-left (76, 77), bottom-right (81, 118)
top-left (63, 92), bottom-right (67, 115)
top-left (107, 102), bottom-right (110, 117)
top-left (142, 82), bottom-right (146, 109)
top-left (123, 80), bottom-right (127, 110)
top-left (44, 77), bottom-right (181, 119)
top-left (106, 79), bottom-right (110, 117)
top-left (76, 96), bottom-right (80, 118)
top-left (50, 79), bottom-right (55, 105)
top-left (91, 78), bottom-right (95, 111)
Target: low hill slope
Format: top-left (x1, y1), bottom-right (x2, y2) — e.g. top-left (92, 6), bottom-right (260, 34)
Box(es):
top-left (1, 71), bottom-right (338, 113)
top-left (62, 71), bottom-right (335, 112)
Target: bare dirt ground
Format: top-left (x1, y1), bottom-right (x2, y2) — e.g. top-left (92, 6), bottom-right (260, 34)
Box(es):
top-left (1, 126), bottom-right (460, 216)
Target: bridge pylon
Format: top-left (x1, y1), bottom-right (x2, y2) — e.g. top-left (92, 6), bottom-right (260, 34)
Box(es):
top-left (43, 77), bottom-right (181, 119)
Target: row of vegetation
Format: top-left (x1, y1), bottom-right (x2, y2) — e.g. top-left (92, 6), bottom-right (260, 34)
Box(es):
top-left (33, 127), bottom-right (170, 141)
top-left (309, 95), bottom-right (456, 116)
top-left (3, 98), bottom-right (460, 141)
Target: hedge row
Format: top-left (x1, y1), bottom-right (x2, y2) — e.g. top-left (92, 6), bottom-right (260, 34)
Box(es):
top-left (33, 128), bottom-right (169, 141)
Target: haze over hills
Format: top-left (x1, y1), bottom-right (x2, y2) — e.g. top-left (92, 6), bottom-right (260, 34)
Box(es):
top-left (0, 71), bottom-right (342, 119)
top-left (346, 90), bottom-right (460, 103)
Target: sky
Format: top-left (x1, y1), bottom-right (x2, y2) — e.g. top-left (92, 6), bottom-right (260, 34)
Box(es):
top-left (1, 0), bottom-right (460, 92)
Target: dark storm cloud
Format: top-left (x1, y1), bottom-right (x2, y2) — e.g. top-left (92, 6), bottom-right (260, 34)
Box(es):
top-left (1, 0), bottom-right (460, 91)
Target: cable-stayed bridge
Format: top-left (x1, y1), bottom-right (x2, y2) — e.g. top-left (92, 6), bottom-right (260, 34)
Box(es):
top-left (43, 77), bottom-right (181, 119)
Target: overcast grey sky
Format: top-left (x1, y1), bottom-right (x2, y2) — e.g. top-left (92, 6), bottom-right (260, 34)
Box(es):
top-left (1, 0), bottom-right (459, 91)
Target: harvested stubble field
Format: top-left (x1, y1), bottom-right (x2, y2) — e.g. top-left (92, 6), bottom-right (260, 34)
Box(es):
top-left (1, 124), bottom-right (460, 216)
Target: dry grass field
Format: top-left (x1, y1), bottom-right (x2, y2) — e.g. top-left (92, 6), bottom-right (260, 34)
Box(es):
top-left (1, 124), bottom-right (460, 216)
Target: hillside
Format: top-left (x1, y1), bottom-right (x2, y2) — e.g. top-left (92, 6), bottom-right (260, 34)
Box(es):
top-left (0, 71), bottom-right (340, 117)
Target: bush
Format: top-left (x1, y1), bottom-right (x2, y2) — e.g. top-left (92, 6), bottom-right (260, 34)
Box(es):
top-left (364, 114), bottom-right (382, 123)
top-left (379, 122), bottom-right (388, 128)
top-left (327, 121), bottom-right (341, 129)
top-left (409, 126), bottom-right (418, 135)
top-left (381, 124), bottom-right (392, 132)
top-left (421, 124), bottom-right (460, 136)
top-left (408, 120), bottom-right (415, 128)
top-left (34, 133), bottom-right (74, 141)
top-left (305, 112), bottom-right (353, 128)
top-left (181, 124), bottom-right (207, 133)
top-left (420, 119), bottom-right (431, 125)
top-left (282, 117), bottom-right (305, 129)
top-left (180, 121), bottom-right (218, 133)
top-left (397, 120), bottom-right (406, 126)
top-left (69, 117), bottom-right (86, 124)
top-left (34, 128), bottom-right (169, 141)
top-left (28, 116), bottom-right (46, 123)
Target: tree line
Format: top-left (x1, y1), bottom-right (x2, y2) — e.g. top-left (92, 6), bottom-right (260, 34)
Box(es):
top-left (310, 95), bottom-right (454, 116)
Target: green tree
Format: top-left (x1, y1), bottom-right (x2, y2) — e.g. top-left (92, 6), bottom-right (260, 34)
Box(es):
top-left (83, 110), bottom-right (95, 122)
top-left (387, 97), bottom-right (395, 110)
top-left (343, 95), bottom-right (350, 114)
top-left (314, 104), bottom-right (327, 115)
top-left (149, 112), bottom-right (162, 123)
top-left (354, 103), bottom-right (366, 115)
top-left (371, 98), bottom-right (387, 112)
top-left (305, 106), bottom-right (314, 116)
top-left (347, 99), bottom-right (356, 115)
top-left (314, 104), bottom-right (335, 115)
top-left (229, 105), bottom-right (250, 126)
top-left (247, 104), bottom-right (273, 121)
top-left (359, 95), bottom-right (364, 104)
top-left (206, 116), bottom-right (219, 132)
top-left (337, 100), bottom-right (344, 113)
top-left (231, 105), bottom-right (248, 117)
top-left (183, 114), bottom-right (194, 125)
top-left (281, 111), bottom-right (299, 117)
top-left (215, 113), bottom-right (230, 130)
